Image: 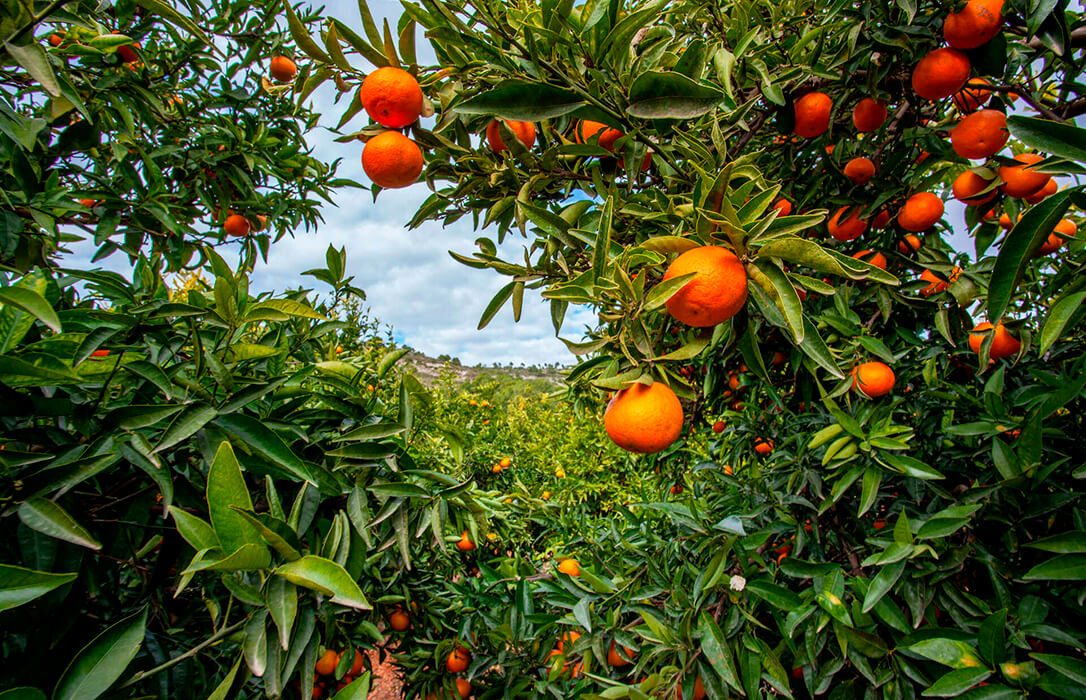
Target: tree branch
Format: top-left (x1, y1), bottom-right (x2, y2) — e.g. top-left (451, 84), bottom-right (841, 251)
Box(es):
top-left (119, 617), bottom-right (248, 689)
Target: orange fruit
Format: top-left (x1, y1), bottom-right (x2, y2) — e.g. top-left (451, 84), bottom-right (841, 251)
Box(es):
top-left (575, 120), bottom-right (623, 151)
top-left (446, 647), bottom-right (471, 673)
top-left (1038, 219), bottom-right (1076, 255)
top-left (919, 267), bottom-right (961, 296)
top-left (360, 66), bottom-right (424, 128)
top-left (455, 678), bottom-right (471, 698)
top-left (950, 109), bottom-right (1008, 160)
top-left (662, 246), bottom-right (748, 327)
top-left (999, 153), bottom-right (1050, 198)
top-left (871, 209), bottom-right (892, 229)
top-left (897, 234), bottom-right (922, 254)
top-left (607, 642), bottom-right (635, 667)
top-left (315, 649), bottom-right (341, 676)
top-left (389, 608), bottom-right (410, 631)
top-left (712, 420), bottom-right (725, 433)
top-left (969, 321), bottom-right (1020, 360)
top-left (754, 438), bottom-right (773, 455)
top-left (828, 207), bottom-right (867, 241)
top-left (772, 198), bottom-right (793, 216)
top-left (224, 214), bottom-right (250, 237)
top-left (90, 349), bottom-right (110, 358)
top-left (117, 43), bottom-right (140, 63)
top-left (793, 92), bottom-right (833, 138)
top-left (944, 0), bottom-right (1003, 49)
top-left (998, 212), bottom-right (1016, 229)
top-left (773, 351), bottom-right (787, 366)
top-left (455, 532), bottom-right (475, 551)
top-left (348, 650), bottom-right (364, 675)
top-left (852, 98), bottom-right (888, 132)
top-left (953, 78), bottom-right (992, 112)
top-left (898, 193), bottom-right (944, 232)
top-left (362, 131), bottom-right (424, 189)
top-left (269, 55), bottom-right (298, 83)
top-left (843, 157), bottom-right (876, 186)
top-left (853, 361), bottom-right (895, 398)
top-left (912, 48), bottom-right (971, 100)
top-left (1024, 177), bottom-right (1058, 204)
top-left (250, 214), bottom-right (268, 232)
top-left (604, 381), bottom-right (683, 454)
top-left (499, 457), bottom-right (511, 468)
top-left (79, 198), bottom-right (97, 208)
top-left (674, 677), bottom-right (707, 700)
top-left (486, 119), bottom-right (536, 152)
top-left (48, 33), bottom-right (64, 47)
top-left (852, 250), bottom-right (887, 270)
top-left (557, 558), bottom-right (580, 576)
top-left (952, 170), bottom-right (996, 205)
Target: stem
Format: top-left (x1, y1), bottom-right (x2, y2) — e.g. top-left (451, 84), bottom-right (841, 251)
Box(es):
top-left (4, 0), bottom-right (79, 45)
top-left (119, 618), bottom-right (248, 689)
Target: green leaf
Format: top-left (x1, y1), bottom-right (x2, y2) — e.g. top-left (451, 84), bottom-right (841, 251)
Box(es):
top-left (204, 654), bottom-right (243, 700)
top-left (3, 42), bottom-right (60, 97)
top-left (54, 608), bottom-right (147, 700)
top-left (1025, 531), bottom-right (1086, 553)
top-left (153, 403), bottom-right (217, 453)
top-left (988, 190), bottom-right (1073, 323)
top-left (377, 347), bottom-right (410, 377)
top-left (978, 609), bottom-right (1007, 667)
top-left (247, 299), bottom-right (326, 321)
top-left (862, 560), bottom-right (905, 613)
top-left (1022, 554), bottom-right (1086, 580)
top-left (337, 422), bottom-right (407, 442)
top-left (167, 506), bottom-right (218, 551)
top-left (132, 0), bottom-right (212, 46)
top-left (244, 610), bottom-right (268, 677)
top-left (626, 71), bottom-right (723, 118)
top-left (332, 673), bottom-right (371, 700)
top-left (593, 196), bottom-right (614, 282)
top-left (1031, 653), bottom-right (1086, 686)
top-left (284, 0), bottom-right (333, 64)
top-left (213, 414), bottom-right (316, 485)
top-left (0, 286), bottom-right (61, 332)
top-left (0, 564), bottom-right (76, 612)
top-left (275, 556), bottom-right (371, 610)
top-left (477, 281), bottom-right (516, 330)
top-left (1039, 291), bottom-right (1086, 355)
top-left (922, 668), bottom-right (992, 697)
top-left (1008, 116), bottom-right (1086, 163)
top-left (903, 638), bottom-right (987, 670)
top-left (643, 272), bottom-right (695, 312)
top-left (17, 498), bottom-right (100, 550)
top-left (230, 509), bottom-right (302, 561)
top-left (698, 612), bottom-right (743, 694)
top-left (266, 577), bottom-right (297, 650)
top-left (753, 260), bottom-right (804, 343)
top-left (206, 441), bottom-right (261, 553)
top-left (0, 689), bottom-right (46, 700)
top-left (455, 81), bottom-right (586, 120)
top-left (798, 316), bottom-right (844, 379)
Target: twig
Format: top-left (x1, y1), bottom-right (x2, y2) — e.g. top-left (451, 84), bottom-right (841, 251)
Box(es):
top-left (119, 617), bottom-right (248, 688)
top-left (728, 109), bottom-right (770, 159)
top-left (4, 0), bottom-right (79, 45)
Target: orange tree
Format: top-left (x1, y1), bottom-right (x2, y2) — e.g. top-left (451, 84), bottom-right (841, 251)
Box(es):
top-left (290, 0), bottom-right (1086, 697)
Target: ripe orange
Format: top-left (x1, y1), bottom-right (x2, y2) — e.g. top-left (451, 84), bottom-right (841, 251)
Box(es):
top-left (90, 349), bottom-right (110, 358)
top-left (499, 457), bottom-right (511, 468)
top-left (912, 48), bottom-right (971, 100)
top-left (79, 198), bottom-right (97, 208)
top-left (607, 642), bottom-right (635, 667)
top-left (998, 212), bottom-right (1017, 229)
top-left (1038, 219), bottom-right (1076, 255)
top-left (348, 650), bottom-right (364, 675)
top-left (557, 558), bottom-right (580, 576)
top-left (674, 677), bottom-right (707, 700)
top-left (828, 207), bottom-right (867, 241)
top-left (919, 267), bottom-right (961, 296)
top-left (48, 33), bottom-right (64, 47)
top-left (999, 153), bottom-right (1050, 198)
top-left (952, 170), bottom-right (996, 206)
top-left (871, 209), bottom-right (892, 229)
top-left (575, 120), bottom-right (623, 151)
top-left (897, 234), bottom-right (922, 254)
top-left (853, 361), bottom-right (895, 398)
top-left (898, 193), bottom-right (944, 232)
top-left (455, 678), bottom-right (471, 698)
top-left (269, 55), bottom-right (298, 83)
top-left (389, 608), bottom-right (410, 631)
top-left (793, 92), bottom-right (832, 138)
top-left (446, 647), bottom-right (471, 673)
top-left (754, 438), bottom-right (773, 455)
top-left (852, 249), bottom-right (887, 270)
top-left (224, 214), bottom-right (250, 237)
top-left (250, 214), bottom-right (268, 232)
top-left (117, 43), bottom-right (140, 63)
top-left (772, 198), bottom-right (793, 216)
top-left (360, 66), bottom-right (424, 128)
top-left (362, 131), bottom-right (424, 189)
top-left (315, 649), bottom-right (341, 676)
top-left (843, 157), bottom-right (876, 186)
top-left (662, 246), bottom-right (748, 327)
top-left (1025, 177), bottom-right (1058, 204)
top-left (953, 78), bottom-right (992, 112)
top-left (486, 119), bottom-right (536, 152)
top-left (852, 98), bottom-right (888, 132)
top-left (604, 381), bottom-right (683, 454)
top-left (944, 0), bottom-right (1003, 49)
top-left (950, 109), bottom-right (1008, 160)
top-left (712, 420), bottom-right (725, 433)
top-left (455, 532), bottom-right (475, 551)
top-left (969, 321), bottom-right (1020, 360)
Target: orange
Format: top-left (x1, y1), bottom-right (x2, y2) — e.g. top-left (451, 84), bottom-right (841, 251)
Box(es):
top-left (662, 246), bottom-right (748, 326)
top-left (828, 207), bottom-right (867, 241)
top-left (852, 98), bottom-right (888, 132)
top-left (48, 33), bottom-right (64, 47)
top-left (575, 120), bottom-right (623, 151)
top-left (79, 198), bottom-right (97, 208)
top-left (348, 650), bottom-right (364, 675)
top-left (446, 647), bottom-right (471, 673)
top-left (455, 678), bottom-right (471, 698)
top-left (557, 558), bottom-right (580, 576)
top-left (898, 193), bottom-right (944, 232)
top-left (950, 109), bottom-right (1008, 160)
top-left (897, 234), bottom-right (922, 254)
top-left (604, 381), bottom-right (683, 454)
top-left (117, 43), bottom-right (140, 63)
top-left (269, 55), bottom-right (297, 83)
top-left (919, 267), bottom-right (961, 296)
top-left (1025, 177), bottom-right (1058, 204)
top-left (952, 170), bottom-right (996, 205)
top-left (455, 532), bottom-right (475, 551)
top-left (953, 78), bottom-right (992, 112)
top-left (871, 209), bottom-right (892, 229)
top-left (944, 0), bottom-right (1003, 49)
top-left (712, 420), bottom-right (725, 433)
top-left (754, 438), bottom-right (773, 455)
top-left (843, 157), bottom-right (876, 186)
top-left (793, 92), bottom-right (832, 138)
top-left (674, 677), bottom-right (707, 700)
top-left (969, 322), bottom-right (1020, 360)
top-left (607, 642), bottom-right (635, 667)
top-left (224, 214), bottom-right (250, 237)
top-left (999, 153), bottom-right (1050, 198)
top-left (912, 48), bottom-right (971, 100)
top-left (389, 608), bottom-right (410, 631)
top-left (250, 214), bottom-right (268, 232)
top-left (998, 212), bottom-right (1017, 229)
top-left (852, 250), bottom-right (887, 270)
top-left (772, 198), bottom-right (793, 216)
top-left (853, 361), bottom-right (895, 398)
top-left (315, 649), bottom-right (341, 676)
top-left (360, 66), bottom-right (424, 128)
top-left (1038, 219), bottom-right (1076, 255)
top-left (486, 119), bottom-right (536, 152)
top-left (499, 457), bottom-right (511, 468)
top-left (362, 131), bottom-right (424, 189)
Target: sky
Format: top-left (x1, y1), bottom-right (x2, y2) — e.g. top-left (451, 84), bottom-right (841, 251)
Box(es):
top-left (60, 0), bottom-right (1079, 366)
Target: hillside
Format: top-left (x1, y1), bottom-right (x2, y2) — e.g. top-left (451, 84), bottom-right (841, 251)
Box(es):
top-left (399, 350), bottom-right (567, 387)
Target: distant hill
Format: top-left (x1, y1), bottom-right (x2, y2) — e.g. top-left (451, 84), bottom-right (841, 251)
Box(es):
top-left (400, 350), bottom-right (566, 387)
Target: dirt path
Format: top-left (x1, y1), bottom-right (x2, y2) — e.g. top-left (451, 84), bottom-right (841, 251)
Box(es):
top-left (365, 647), bottom-right (403, 699)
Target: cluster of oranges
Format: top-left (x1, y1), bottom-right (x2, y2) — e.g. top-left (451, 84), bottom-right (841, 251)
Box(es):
top-left (309, 648), bottom-right (365, 698)
top-left (358, 67), bottom-right (426, 189)
top-left (490, 456), bottom-right (512, 473)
